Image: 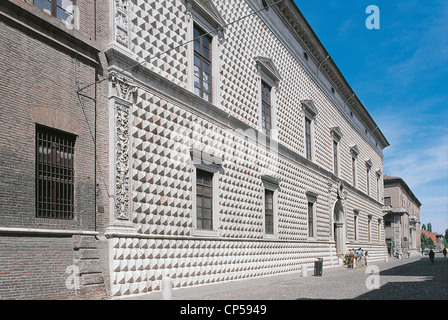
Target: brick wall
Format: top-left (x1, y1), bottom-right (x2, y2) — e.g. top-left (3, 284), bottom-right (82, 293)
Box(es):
top-left (0, 0), bottom-right (108, 299)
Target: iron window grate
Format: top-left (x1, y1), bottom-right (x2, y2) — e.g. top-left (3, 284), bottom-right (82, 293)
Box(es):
top-left (36, 125), bottom-right (76, 219)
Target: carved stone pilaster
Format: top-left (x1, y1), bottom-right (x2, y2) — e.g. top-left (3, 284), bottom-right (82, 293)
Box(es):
top-left (114, 0), bottom-right (131, 48)
top-left (110, 75), bottom-right (137, 222)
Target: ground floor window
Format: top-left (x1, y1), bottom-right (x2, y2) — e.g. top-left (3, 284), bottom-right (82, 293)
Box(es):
top-left (36, 125), bottom-right (76, 219)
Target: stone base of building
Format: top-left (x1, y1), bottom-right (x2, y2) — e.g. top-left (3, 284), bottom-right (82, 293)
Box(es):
top-left (107, 235), bottom-right (387, 297)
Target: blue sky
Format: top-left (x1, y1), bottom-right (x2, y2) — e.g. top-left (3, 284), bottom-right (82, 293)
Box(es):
top-left (294, 1), bottom-right (448, 234)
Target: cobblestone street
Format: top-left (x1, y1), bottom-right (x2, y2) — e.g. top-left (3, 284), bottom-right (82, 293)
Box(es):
top-left (123, 255), bottom-right (448, 300)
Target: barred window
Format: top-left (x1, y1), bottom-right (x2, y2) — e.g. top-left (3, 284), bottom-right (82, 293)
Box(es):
top-left (36, 125), bottom-right (75, 219)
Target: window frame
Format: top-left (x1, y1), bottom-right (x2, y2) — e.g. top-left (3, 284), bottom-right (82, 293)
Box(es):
top-left (264, 188), bottom-right (274, 235)
top-left (35, 124), bottom-right (76, 220)
top-left (353, 210), bottom-right (359, 241)
top-left (193, 24), bottom-right (213, 103)
top-left (261, 175), bottom-right (279, 238)
top-left (330, 127), bottom-right (342, 177)
top-left (261, 81), bottom-right (272, 137)
top-left (366, 161), bottom-right (372, 196)
top-left (301, 100), bottom-right (318, 162)
top-left (305, 116), bottom-right (312, 161)
top-left (33, 0), bottom-right (76, 26)
top-left (195, 169), bottom-right (214, 231)
top-left (191, 164), bottom-right (221, 237)
top-left (306, 191), bottom-right (318, 240)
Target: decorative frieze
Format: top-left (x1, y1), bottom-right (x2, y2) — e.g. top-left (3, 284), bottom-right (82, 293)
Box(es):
top-left (114, 0), bottom-right (131, 48)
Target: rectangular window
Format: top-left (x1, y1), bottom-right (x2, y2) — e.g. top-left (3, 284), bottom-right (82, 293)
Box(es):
top-left (34, 0), bottom-right (75, 26)
top-left (265, 189), bottom-right (274, 234)
top-left (384, 197), bottom-right (391, 206)
top-left (366, 167), bottom-right (370, 196)
top-left (308, 201), bottom-right (314, 238)
top-left (305, 117), bottom-right (312, 161)
top-left (354, 211), bottom-right (359, 241)
top-left (377, 175), bottom-right (380, 202)
top-left (193, 24), bottom-right (212, 102)
top-left (196, 169), bottom-right (213, 230)
top-left (36, 125), bottom-right (75, 219)
top-left (261, 81), bottom-right (272, 137)
top-left (352, 156), bottom-right (356, 187)
top-left (333, 141), bottom-right (338, 176)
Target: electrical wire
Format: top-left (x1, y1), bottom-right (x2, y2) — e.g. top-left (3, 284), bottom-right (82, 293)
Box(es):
top-left (76, 0), bottom-right (283, 94)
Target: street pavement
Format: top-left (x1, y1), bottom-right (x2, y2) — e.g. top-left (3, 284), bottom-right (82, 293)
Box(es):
top-left (119, 254), bottom-right (448, 300)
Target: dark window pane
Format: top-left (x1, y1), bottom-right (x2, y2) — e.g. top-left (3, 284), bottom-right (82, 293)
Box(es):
top-left (34, 0), bottom-right (52, 14)
top-left (308, 202), bottom-right (314, 237)
top-left (193, 24), bottom-right (212, 102)
top-left (196, 169), bottom-right (213, 230)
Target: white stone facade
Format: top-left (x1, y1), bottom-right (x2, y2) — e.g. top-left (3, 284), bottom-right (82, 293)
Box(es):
top-left (104, 0), bottom-right (389, 297)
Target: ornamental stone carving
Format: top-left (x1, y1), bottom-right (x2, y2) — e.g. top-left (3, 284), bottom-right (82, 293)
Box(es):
top-left (114, 0), bottom-right (131, 48)
top-left (111, 74), bottom-right (137, 102)
top-left (111, 75), bottom-right (136, 221)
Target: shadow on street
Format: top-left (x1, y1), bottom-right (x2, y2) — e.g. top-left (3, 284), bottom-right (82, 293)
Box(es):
top-left (355, 256), bottom-right (448, 300)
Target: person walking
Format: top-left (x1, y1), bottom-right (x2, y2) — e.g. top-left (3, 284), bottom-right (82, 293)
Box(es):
top-left (443, 248), bottom-right (447, 259)
top-left (429, 249), bottom-right (435, 264)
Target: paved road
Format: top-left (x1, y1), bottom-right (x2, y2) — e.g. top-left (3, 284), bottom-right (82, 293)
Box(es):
top-left (120, 255), bottom-right (448, 300)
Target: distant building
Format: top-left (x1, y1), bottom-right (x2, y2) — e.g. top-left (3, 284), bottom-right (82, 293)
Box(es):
top-left (421, 230), bottom-right (445, 251)
top-left (383, 176), bottom-right (421, 257)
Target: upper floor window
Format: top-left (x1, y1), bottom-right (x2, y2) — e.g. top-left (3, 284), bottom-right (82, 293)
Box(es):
top-left (301, 100), bottom-right (318, 162)
top-left (352, 155), bottom-right (356, 186)
top-left (333, 140), bottom-right (338, 176)
top-left (193, 24), bottom-right (212, 102)
top-left (353, 210), bottom-right (359, 241)
top-left (350, 145), bottom-right (359, 188)
top-left (330, 127), bottom-right (343, 176)
top-left (36, 124), bottom-right (76, 219)
top-left (34, 0), bottom-right (75, 26)
top-left (366, 160), bottom-right (372, 196)
top-left (255, 56), bottom-right (281, 140)
top-left (305, 117), bottom-right (312, 160)
top-left (261, 81), bottom-right (272, 137)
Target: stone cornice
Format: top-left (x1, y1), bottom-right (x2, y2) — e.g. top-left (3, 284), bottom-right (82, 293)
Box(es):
top-left (271, 0), bottom-right (389, 150)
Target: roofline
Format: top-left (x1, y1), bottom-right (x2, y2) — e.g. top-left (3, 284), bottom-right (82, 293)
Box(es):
top-left (282, 0), bottom-right (390, 149)
top-left (384, 175), bottom-right (422, 207)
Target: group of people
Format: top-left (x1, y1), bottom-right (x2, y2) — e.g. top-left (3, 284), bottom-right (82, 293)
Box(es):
top-left (343, 248), bottom-right (368, 268)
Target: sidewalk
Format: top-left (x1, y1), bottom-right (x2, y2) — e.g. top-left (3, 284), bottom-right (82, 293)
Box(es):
top-left (118, 257), bottom-right (414, 300)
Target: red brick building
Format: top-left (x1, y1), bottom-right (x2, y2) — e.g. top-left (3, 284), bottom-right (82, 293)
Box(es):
top-left (421, 230), bottom-right (445, 251)
top-left (0, 0), bottom-right (108, 299)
